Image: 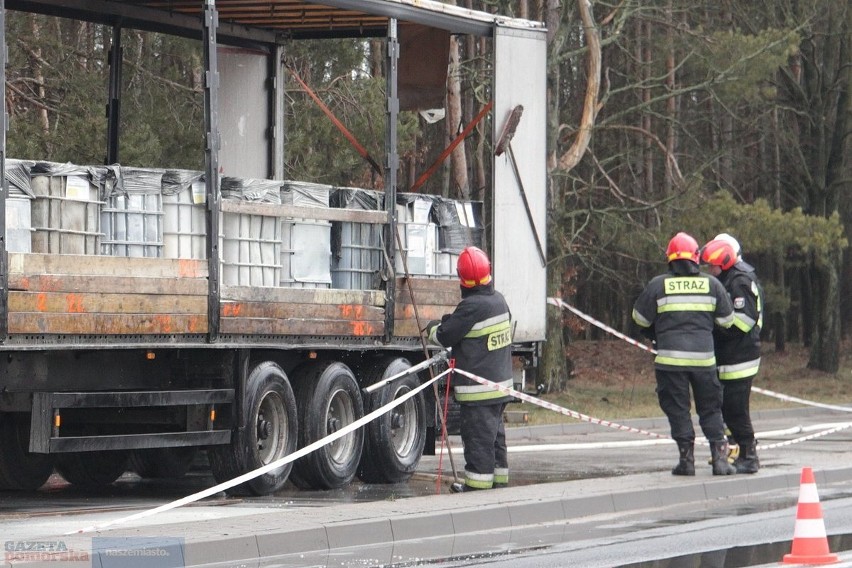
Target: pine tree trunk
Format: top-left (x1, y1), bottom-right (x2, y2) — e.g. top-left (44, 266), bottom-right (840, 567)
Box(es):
top-left (807, 252), bottom-right (841, 373)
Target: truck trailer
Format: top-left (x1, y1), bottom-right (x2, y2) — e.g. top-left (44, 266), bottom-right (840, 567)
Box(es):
top-left (0, 0), bottom-right (547, 495)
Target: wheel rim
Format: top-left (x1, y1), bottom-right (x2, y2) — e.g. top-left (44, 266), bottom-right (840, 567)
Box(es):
top-left (326, 388), bottom-right (356, 465)
top-left (389, 385), bottom-right (418, 458)
top-left (256, 391), bottom-right (288, 464)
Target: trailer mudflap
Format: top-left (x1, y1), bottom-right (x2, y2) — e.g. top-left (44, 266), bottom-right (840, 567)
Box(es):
top-left (30, 389), bottom-right (233, 453)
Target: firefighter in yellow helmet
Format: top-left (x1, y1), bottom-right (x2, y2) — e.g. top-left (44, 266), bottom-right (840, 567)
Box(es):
top-left (632, 232), bottom-right (736, 476)
top-left (425, 246), bottom-right (514, 492)
top-left (701, 236), bottom-right (764, 474)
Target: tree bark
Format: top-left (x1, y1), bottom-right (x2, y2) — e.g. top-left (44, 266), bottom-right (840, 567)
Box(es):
top-left (555, 0), bottom-right (601, 172)
top-left (543, 0), bottom-right (603, 393)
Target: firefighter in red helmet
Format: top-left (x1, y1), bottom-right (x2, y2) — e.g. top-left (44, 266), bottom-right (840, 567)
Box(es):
top-left (632, 232), bottom-right (736, 476)
top-left (426, 246), bottom-right (514, 492)
top-left (701, 237), bottom-right (764, 474)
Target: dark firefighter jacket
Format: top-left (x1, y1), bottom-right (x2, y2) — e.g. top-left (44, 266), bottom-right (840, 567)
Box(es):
top-left (714, 260), bottom-right (764, 380)
top-left (427, 282), bottom-right (514, 405)
top-left (632, 260), bottom-right (735, 371)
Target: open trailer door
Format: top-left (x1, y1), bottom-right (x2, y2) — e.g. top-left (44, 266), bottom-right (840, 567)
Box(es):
top-left (492, 25), bottom-right (547, 344)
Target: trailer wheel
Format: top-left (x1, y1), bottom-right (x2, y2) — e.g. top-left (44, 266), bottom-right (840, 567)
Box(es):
top-left (0, 413), bottom-right (55, 491)
top-left (209, 361), bottom-right (298, 496)
top-left (56, 451), bottom-right (129, 487)
top-left (357, 357), bottom-right (426, 484)
top-left (129, 447), bottom-right (199, 479)
top-left (289, 361), bottom-right (364, 490)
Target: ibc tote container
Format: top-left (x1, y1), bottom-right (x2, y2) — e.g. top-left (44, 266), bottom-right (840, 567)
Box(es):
top-left (330, 187), bottom-right (385, 290)
top-left (432, 197), bottom-right (484, 277)
top-left (4, 159), bottom-right (35, 253)
top-left (395, 193), bottom-right (437, 276)
top-left (101, 166), bottom-right (164, 258)
top-left (162, 169), bottom-right (207, 259)
top-left (220, 177), bottom-right (282, 287)
top-left (30, 161), bottom-right (102, 255)
top-left (395, 221), bottom-right (437, 275)
top-left (280, 181), bottom-right (332, 288)
top-left (280, 218), bottom-right (332, 288)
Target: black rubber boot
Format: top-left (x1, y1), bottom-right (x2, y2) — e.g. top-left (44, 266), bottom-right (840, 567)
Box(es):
top-left (711, 440), bottom-right (736, 475)
top-left (451, 482), bottom-right (486, 493)
top-left (671, 442), bottom-right (695, 476)
top-left (734, 440), bottom-right (760, 474)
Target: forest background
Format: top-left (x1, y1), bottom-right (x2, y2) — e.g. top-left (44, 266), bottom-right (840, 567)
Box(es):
top-left (4, 1), bottom-right (850, 392)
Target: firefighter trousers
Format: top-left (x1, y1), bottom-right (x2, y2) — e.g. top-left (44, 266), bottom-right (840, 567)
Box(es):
top-left (721, 377), bottom-right (755, 445)
top-left (459, 402), bottom-right (508, 489)
top-left (655, 368), bottom-right (726, 444)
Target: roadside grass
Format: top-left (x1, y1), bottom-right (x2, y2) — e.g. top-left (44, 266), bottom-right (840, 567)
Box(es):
top-left (520, 340), bottom-right (852, 426)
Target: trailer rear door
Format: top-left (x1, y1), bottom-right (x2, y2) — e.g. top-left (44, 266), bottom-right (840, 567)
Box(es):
top-left (492, 26), bottom-right (547, 343)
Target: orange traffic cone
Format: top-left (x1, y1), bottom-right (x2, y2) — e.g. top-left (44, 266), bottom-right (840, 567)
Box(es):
top-left (783, 467), bottom-right (838, 565)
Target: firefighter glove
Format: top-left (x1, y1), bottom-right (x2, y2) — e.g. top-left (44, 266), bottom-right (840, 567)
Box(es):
top-left (424, 320), bottom-right (441, 345)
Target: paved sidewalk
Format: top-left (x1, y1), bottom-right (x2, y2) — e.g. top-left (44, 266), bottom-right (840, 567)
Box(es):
top-left (4, 406), bottom-right (852, 567)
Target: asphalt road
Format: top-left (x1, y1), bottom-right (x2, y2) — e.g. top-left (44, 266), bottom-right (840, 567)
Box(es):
top-left (1, 405), bottom-right (851, 567)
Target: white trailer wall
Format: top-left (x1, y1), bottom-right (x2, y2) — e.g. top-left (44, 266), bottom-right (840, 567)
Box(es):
top-left (492, 27), bottom-right (547, 343)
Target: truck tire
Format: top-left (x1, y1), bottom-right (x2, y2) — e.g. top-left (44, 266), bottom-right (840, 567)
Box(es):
top-left (129, 447), bottom-right (199, 479)
top-left (208, 361), bottom-right (298, 496)
top-left (357, 357), bottom-right (426, 484)
top-left (290, 360), bottom-right (364, 490)
top-left (56, 451), bottom-right (129, 487)
top-left (0, 412), bottom-right (54, 491)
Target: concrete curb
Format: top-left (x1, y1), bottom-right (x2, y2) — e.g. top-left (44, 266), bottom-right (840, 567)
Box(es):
top-left (86, 464), bottom-right (852, 568)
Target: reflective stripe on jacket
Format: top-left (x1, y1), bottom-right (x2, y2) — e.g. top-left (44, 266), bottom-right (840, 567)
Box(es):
top-left (632, 264), bottom-right (734, 371)
top-left (428, 282), bottom-right (514, 405)
top-left (714, 261), bottom-right (764, 378)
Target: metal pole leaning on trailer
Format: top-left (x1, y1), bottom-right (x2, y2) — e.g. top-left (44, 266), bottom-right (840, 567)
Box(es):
top-left (494, 104), bottom-right (546, 267)
top-left (392, 224), bottom-right (460, 481)
top-left (363, 350), bottom-right (449, 394)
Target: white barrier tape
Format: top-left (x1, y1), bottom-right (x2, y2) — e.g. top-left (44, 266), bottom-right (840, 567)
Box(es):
top-left (752, 386), bottom-right (852, 413)
top-left (70, 368), bottom-right (450, 535)
top-left (451, 367), bottom-right (669, 442)
top-left (548, 297), bottom-right (655, 353)
top-left (364, 350), bottom-right (449, 393)
top-left (430, 422), bottom-right (852, 454)
top-left (548, 297), bottom-right (852, 414)
top-left (759, 422), bottom-right (852, 449)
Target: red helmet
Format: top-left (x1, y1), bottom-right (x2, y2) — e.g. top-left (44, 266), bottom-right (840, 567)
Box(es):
top-left (666, 232), bottom-right (700, 264)
top-left (701, 239), bottom-right (737, 270)
top-left (457, 246), bottom-right (492, 288)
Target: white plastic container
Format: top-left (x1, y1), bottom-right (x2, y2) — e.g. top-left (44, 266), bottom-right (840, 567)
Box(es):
top-left (331, 222), bottom-right (383, 290)
top-left (395, 222), bottom-right (437, 275)
top-left (101, 167), bottom-right (164, 258)
top-left (31, 171), bottom-right (101, 255)
top-left (280, 218), bottom-right (332, 288)
top-left (163, 179), bottom-right (207, 259)
top-left (6, 196), bottom-right (32, 253)
top-left (220, 211), bottom-right (282, 287)
top-left (101, 192), bottom-right (164, 258)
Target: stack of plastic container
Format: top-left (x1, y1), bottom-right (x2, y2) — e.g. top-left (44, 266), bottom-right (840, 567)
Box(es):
top-left (279, 181), bottom-right (332, 289)
top-left (162, 169), bottom-right (207, 259)
top-left (220, 177), bottom-right (282, 287)
top-left (30, 161), bottom-right (102, 255)
top-left (101, 166), bottom-right (164, 258)
top-left (330, 187), bottom-right (385, 290)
